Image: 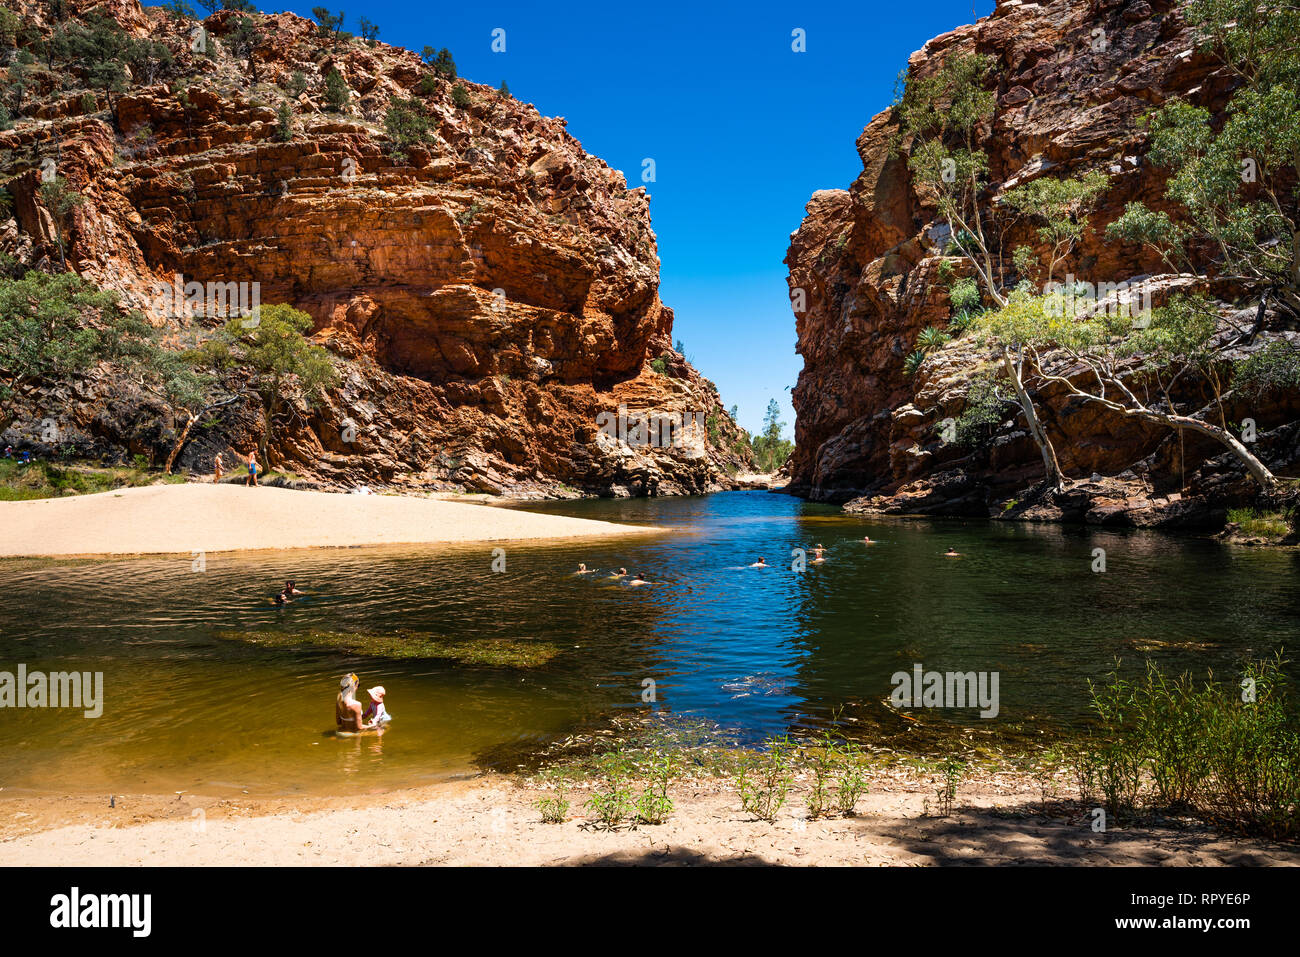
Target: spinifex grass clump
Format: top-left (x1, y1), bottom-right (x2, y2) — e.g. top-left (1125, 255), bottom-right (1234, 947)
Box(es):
top-left (218, 630), bottom-right (560, 667)
top-left (736, 735), bottom-right (796, 822)
top-left (1074, 656), bottom-right (1300, 839)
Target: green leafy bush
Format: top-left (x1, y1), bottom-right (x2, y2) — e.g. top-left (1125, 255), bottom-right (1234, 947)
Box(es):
top-left (1075, 657), bottom-right (1300, 838)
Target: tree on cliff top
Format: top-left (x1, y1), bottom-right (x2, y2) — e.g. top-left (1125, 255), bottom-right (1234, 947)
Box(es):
top-left (312, 7), bottom-right (346, 46)
top-left (1108, 0), bottom-right (1300, 320)
top-left (196, 304), bottom-right (338, 464)
top-left (422, 46), bottom-right (456, 79)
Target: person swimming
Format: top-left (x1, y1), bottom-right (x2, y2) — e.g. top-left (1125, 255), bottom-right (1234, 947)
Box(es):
top-left (863, 534), bottom-right (875, 544)
top-left (811, 544), bottom-right (826, 563)
top-left (283, 580), bottom-right (305, 596)
top-left (626, 573), bottom-right (650, 586)
top-left (749, 557), bottom-right (768, 568)
top-left (945, 546), bottom-right (961, 557)
top-left (576, 563), bottom-right (596, 574)
top-left (608, 567), bottom-right (628, 579)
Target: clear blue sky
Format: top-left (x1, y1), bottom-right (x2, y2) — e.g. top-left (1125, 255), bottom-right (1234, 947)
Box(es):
top-left (163, 1), bottom-right (995, 437)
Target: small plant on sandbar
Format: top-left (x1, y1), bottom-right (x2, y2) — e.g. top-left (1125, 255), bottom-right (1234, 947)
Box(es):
top-left (534, 767), bottom-right (571, 824)
top-left (583, 751), bottom-right (634, 828)
top-left (834, 739), bottom-right (870, 815)
top-left (536, 795), bottom-right (569, 824)
top-left (736, 735), bottom-right (795, 822)
top-left (634, 749), bottom-right (677, 825)
top-left (926, 757), bottom-right (964, 817)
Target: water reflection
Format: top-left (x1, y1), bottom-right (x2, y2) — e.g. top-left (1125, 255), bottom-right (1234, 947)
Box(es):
top-left (0, 491), bottom-right (1295, 795)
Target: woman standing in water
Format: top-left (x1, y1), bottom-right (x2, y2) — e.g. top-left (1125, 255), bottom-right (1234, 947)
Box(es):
top-left (336, 673), bottom-right (364, 732)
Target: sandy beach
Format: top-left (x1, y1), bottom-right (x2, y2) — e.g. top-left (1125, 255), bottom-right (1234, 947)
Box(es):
top-left (2, 771), bottom-right (1294, 866)
top-left (0, 483), bottom-right (659, 557)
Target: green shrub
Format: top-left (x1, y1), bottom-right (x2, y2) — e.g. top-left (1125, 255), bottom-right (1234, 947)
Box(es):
top-left (633, 750), bottom-right (676, 825)
top-left (1235, 342), bottom-right (1300, 398)
top-left (948, 276), bottom-right (981, 314)
top-left (322, 67), bottom-right (348, 112)
top-left (383, 96), bottom-right (434, 158)
top-left (736, 736), bottom-right (795, 822)
top-left (801, 731), bottom-right (870, 818)
top-left (954, 373), bottom-right (1006, 447)
top-left (928, 758), bottom-right (964, 817)
top-left (583, 752), bottom-right (635, 828)
top-left (285, 70), bottom-right (308, 99)
top-left (275, 100), bottom-right (293, 141)
top-left (451, 82), bottom-right (470, 108)
top-left (536, 795), bottom-right (569, 824)
top-left (1076, 657), bottom-right (1300, 839)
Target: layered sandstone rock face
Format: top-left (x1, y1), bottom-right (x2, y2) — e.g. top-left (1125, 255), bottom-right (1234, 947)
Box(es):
top-left (2, 0), bottom-right (750, 496)
top-left (786, 0), bottom-right (1299, 523)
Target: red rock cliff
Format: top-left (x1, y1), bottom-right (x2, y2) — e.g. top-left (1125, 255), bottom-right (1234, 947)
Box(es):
top-left (2, 0), bottom-right (751, 495)
top-left (786, 0), bottom-right (1299, 524)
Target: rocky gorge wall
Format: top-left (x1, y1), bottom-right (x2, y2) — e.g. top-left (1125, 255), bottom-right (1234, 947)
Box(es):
top-left (786, 0), bottom-right (1300, 526)
top-left (1, 0), bottom-right (751, 496)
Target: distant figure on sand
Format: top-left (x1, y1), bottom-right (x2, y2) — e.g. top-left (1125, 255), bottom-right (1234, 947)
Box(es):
top-left (576, 563), bottom-right (596, 574)
top-left (945, 546), bottom-right (961, 558)
top-left (750, 557), bottom-right (768, 568)
top-left (213, 454), bottom-right (224, 483)
top-left (245, 451), bottom-right (260, 487)
top-left (336, 673), bottom-right (364, 732)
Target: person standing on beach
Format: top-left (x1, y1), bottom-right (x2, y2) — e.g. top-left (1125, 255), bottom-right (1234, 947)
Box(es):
top-left (213, 454), bottom-right (224, 483)
top-left (336, 673), bottom-right (364, 732)
top-left (245, 451), bottom-right (259, 487)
